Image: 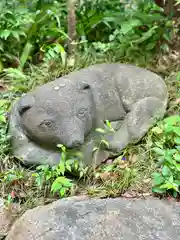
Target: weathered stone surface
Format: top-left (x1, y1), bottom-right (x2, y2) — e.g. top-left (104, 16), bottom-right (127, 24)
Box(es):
top-left (0, 199), bottom-right (20, 239)
top-left (5, 197), bottom-right (180, 240)
top-left (8, 63), bottom-right (168, 166)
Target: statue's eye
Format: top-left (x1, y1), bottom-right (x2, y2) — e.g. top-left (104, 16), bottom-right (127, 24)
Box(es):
top-left (40, 120), bottom-right (52, 127)
top-left (78, 108), bottom-right (86, 116)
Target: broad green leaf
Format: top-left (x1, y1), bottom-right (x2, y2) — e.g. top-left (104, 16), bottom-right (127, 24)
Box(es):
top-left (51, 181), bottom-right (62, 193)
top-left (152, 172), bottom-right (164, 185)
top-left (160, 183), bottom-right (179, 191)
top-left (163, 115), bottom-right (180, 125)
top-left (152, 187), bottom-right (166, 193)
top-left (162, 166), bottom-right (171, 177)
top-left (55, 176), bottom-right (72, 187)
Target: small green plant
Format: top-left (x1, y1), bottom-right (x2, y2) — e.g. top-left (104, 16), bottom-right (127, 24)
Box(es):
top-left (33, 144), bottom-right (88, 197)
top-left (0, 98), bottom-right (11, 155)
top-left (151, 115), bottom-right (180, 198)
top-left (92, 120), bottom-right (115, 162)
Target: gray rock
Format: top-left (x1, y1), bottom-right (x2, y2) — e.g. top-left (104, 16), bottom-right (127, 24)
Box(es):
top-left (5, 197), bottom-right (180, 240)
top-left (0, 200), bottom-right (20, 239)
top-left (8, 63), bottom-right (168, 166)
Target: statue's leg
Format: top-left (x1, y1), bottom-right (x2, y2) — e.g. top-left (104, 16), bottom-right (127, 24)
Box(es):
top-left (105, 97), bottom-right (167, 153)
top-left (79, 121), bottom-right (124, 168)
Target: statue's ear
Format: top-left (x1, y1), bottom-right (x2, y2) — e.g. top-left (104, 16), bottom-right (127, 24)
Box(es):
top-left (17, 95), bottom-right (35, 116)
top-left (79, 82), bottom-right (91, 91)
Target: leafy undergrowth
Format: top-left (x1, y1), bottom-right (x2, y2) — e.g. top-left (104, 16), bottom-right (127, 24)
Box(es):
top-left (0, 56), bottom-right (179, 214)
top-left (151, 115), bottom-right (180, 198)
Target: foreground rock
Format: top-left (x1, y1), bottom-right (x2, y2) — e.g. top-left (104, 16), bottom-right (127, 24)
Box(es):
top-left (8, 63), bottom-right (168, 167)
top-left (0, 199), bottom-right (20, 240)
top-left (6, 197), bottom-right (180, 240)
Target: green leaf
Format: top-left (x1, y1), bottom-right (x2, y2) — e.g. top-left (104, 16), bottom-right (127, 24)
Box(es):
top-left (66, 165), bottom-right (71, 172)
top-left (59, 162), bottom-right (65, 175)
top-left (120, 19), bottom-right (142, 35)
top-left (0, 30), bottom-right (11, 40)
top-left (100, 139), bottom-right (109, 148)
top-left (163, 115), bottom-right (180, 125)
top-left (59, 187), bottom-right (65, 196)
top-left (105, 120), bottom-right (111, 128)
top-left (95, 128), bottom-right (106, 134)
top-left (174, 137), bottom-right (180, 145)
top-left (56, 176), bottom-right (72, 187)
top-left (51, 181), bottom-right (62, 193)
top-left (0, 100), bottom-right (9, 107)
top-left (173, 127), bottom-right (180, 136)
top-left (51, 176), bottom-right (72, 194)
top-left (19, 42), bottom-right (33, 71)
top-left (174, 154), bottom-right (180, 162)
top-left (54, 43), bottom-right (67, 67)
top-left (0, 115), bottom-right (6, 123)
top-left (93, 147), bottom-right (99, 152)
top-left (160, 183), bottom-right (179, 191)
top-left (104, 164), bottom-right (114, 172)
top-left (145, 42), bottom-right (156, 51)
top-left (11, 31), bottom-right (20, 41)
top-left (174, 180), bottom-right (180, 186)
top-left (175, 164), bottom-right (180, 171)
top-left (131, 26), bottom-right (158, 44)
top-left (65, 159), bottom-right (75, 166)
top-left (57, 144), bottom-right (66, 152)
top-left (152, 187), bottom-right (166, 193)
top-left (152, 172), bottom-right (164, 185)
top-left (79, 171), bottom-right (84, 178)
top-left (173, 191), bottom-right (178, 198)
top-left (152, 147), bottom-right (165, 156)
top-left (74, 161), bottom-right (79, 170)
top-left (162, 166), bottom-right (171, 177)
top-left (152, 126), bottom-right (163, 134)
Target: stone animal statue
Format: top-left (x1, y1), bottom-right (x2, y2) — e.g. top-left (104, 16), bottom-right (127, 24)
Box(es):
top-left (8, 63), bottom-right (168, 167)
